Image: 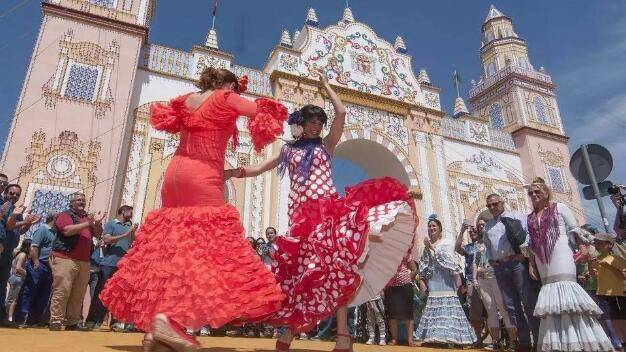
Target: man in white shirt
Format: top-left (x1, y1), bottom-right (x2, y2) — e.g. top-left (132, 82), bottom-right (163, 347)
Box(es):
top-left (483, 193), bottom-right (539, 352)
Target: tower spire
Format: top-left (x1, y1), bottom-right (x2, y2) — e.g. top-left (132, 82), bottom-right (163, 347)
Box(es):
top-left (484, 4), bottom-right (507, 23)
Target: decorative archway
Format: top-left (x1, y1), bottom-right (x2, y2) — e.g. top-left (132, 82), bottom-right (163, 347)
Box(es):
top-left (337, 128), bottom-right (419, 188)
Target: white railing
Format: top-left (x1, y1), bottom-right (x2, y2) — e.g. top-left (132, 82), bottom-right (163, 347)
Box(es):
top-left (141, 45), bottom-right (191, 78)
top-left (441, 118), bottom-right (465, 140)
top-left (139, 46), bottom-right (272, 96)
top-left (441, 118), bottom-right (516, 152)
top-left (469, 65), bottom-right (552, 98)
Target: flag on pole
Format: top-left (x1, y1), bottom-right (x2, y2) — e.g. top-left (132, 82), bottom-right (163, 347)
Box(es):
top-left (211, 0), bottom-right (218, 29)
top-left (453, 69), bottom-right (461, 97)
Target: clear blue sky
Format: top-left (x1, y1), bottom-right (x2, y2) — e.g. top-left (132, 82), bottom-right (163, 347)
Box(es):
top-left (0, 0), bottom-right (624, 227)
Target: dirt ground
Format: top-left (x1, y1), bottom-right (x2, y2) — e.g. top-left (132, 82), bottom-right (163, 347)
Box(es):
top-left (0, 328), bottom-right (474, 352)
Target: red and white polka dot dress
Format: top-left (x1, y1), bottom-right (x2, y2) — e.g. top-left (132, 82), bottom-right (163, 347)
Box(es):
top-left (267, 144), bottom-right (418, 332)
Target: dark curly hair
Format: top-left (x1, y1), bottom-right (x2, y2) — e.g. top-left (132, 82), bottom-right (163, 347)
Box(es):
top-left (197, 67), bottom-right (239, 92)
top-left (299, 104), bottom-right (328, 126)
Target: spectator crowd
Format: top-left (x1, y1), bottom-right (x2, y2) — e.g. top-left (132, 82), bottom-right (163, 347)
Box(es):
top-left (1, 171), bottom-right (625, 352)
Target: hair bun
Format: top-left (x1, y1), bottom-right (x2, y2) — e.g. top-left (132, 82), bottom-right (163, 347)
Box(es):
top-left (532, 177), bottom-right (546, 184)
top-left (197, 67), bottom-right (238, 92)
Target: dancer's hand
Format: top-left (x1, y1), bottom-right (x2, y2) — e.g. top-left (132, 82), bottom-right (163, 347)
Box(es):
top-left (224, 168), bottom-right (235, 181)
top-left (318, 68), bottom-right (329, 86)
top-left (407, 190), bottom-right (422, 200)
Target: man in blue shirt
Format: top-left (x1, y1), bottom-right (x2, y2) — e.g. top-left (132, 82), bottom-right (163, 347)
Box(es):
top-left (18, 212), bottom-right (57, 327)
top-left (84, 205), bottom-right (137, 330)
top-left (483, 193), bottom-right (539, 352)
top-left (0, 184), bottom-right (40, 326)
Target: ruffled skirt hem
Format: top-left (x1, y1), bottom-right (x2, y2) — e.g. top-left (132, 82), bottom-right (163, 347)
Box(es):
top-left (100, 205), bottom-right (284, 332)
top-left (266, 177), bottom-right (417, 332)
top-left (535, 280), bottom-right (613, 351)
top-left (538, 313), bottom-right (613, 351)
top-left (416, 295), bottom-right (477, 345)
top-left (534, 280), bottom-right (602, 317)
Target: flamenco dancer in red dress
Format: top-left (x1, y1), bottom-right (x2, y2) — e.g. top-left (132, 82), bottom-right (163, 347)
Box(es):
top-left (226, 72), bottom-right (419, 351)
top-left (100, 68), bottom-right (288, 352)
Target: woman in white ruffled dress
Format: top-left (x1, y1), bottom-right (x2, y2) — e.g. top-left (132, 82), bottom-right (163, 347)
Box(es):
top-left (416, 217), bottom-right (476, 346)
top-left (527, 177), bottom-right (613, 351)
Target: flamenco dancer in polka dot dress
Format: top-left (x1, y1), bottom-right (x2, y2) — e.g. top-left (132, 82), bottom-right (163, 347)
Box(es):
top-left (226, 72), bottom-right (419, 351)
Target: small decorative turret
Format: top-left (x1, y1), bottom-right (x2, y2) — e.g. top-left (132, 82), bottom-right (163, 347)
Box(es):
top-left (453, 97), bottom-right (470, 118)
top-left (417, 69), bottom-right (431, 85)
top-left (394, 36), bottom-right (407, 54)
top-left (279, 29), bottom-right (292, 48)
top-left (341, 7), bottom-right (355, 23)
top-left (306, 8), bottom-right (319, 27)
top-left (293, 30), bottom-right (301, 43)
top-left (205, 28), bottom-right (218, 50)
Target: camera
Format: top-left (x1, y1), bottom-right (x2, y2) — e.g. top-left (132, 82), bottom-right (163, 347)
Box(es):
top-left (608, 185), bottom-right (621, 195)
top-left (609, 184), bottom-right (626, 230)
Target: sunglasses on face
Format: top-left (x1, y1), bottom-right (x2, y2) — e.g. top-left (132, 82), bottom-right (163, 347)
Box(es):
top-left (486, 202), bottom-right (501, 209)
top-left (527, 190), bottom-right (542, 196)
top-left (0, 181), bottom-right (8, 186)
top-left (7, 192), bottom-right (19, 196)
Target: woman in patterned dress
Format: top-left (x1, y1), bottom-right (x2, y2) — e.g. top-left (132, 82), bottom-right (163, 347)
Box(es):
top-left (526, 177), bottom-right (612, 351)
top-left (416, 217), bottom-right (477, 346)
top-left (226, 71), bottom-right (418, 352)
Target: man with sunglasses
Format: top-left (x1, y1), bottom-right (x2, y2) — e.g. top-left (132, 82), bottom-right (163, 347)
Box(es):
top-left (483, 193), bottom-right (539, 352)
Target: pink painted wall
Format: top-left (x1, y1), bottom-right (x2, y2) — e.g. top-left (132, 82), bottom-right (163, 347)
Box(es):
top-left (1, 11), bottom-right (143, 214)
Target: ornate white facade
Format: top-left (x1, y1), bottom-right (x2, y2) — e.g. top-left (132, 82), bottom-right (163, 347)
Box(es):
top-left (2, 3), bottom-right (582, 242)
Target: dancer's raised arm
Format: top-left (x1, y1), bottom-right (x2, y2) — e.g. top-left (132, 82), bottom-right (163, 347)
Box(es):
top-left (320, 72), bottom-right (346, 154)
top-left (224, 154), bottom-right (280, 180)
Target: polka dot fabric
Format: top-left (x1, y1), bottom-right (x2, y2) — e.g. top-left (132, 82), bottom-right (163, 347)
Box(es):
top-left (266, 144), bottom-right (418, 332)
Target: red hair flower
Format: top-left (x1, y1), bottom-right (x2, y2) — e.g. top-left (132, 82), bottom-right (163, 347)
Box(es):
top-left (237, 75), bottom-right (248, 94)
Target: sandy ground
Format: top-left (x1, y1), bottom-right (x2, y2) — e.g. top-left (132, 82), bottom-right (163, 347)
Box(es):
top-left (0, 328), bottom-right (474, 352)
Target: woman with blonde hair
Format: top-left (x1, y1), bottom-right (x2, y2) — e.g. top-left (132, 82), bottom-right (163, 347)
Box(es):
top-left (526, 177), bottom-right (612, 351)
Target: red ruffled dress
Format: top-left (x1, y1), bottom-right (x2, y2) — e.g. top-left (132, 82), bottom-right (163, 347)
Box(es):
top-left (100, 90), bottom-right (288, 332)
top-left (266, 143), bottom-right (418, 332)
